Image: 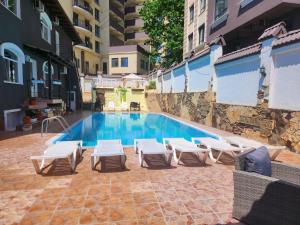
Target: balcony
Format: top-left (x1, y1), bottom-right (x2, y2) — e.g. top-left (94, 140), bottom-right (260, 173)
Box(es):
top-left (110, 19), bottom-right (124, 34)
top-left (109, 4), bottom-right (124, 20)
top-left (111, 0), bottom-right (124, 8)
top-left (76, 41), bottom-right (93, 52)
top-left (125, 6), bottom-right (141, 19)
top-left (73, 20), bottom-right (93, 35)
top-left (73, 0), bottom-right (93, 19)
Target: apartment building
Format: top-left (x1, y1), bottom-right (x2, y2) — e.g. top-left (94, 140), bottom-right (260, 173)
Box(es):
top-left (60, 0), bottom-right (149, 77)
top-left (59, 0), bottom-right (102, 76)
top-left (183, 0), bottom-right (208, 58)
top-left (0, 0), bottom-right (81, 130)
top-left (206, 0), bottom-right (300, 53)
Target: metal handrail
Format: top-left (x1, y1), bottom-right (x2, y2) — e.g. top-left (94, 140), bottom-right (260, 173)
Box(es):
top-left (41, 116), bottom-right (71, 136)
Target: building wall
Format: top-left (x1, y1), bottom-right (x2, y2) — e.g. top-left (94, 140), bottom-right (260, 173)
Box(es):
top-left (207, 0), bottom-right (300, 46)
top-left (183, 0), bottom-right (208, 57)
top-left (59, 0), bottom-right (102, 76)
top-left (0, 1), bottom-right (80, 130)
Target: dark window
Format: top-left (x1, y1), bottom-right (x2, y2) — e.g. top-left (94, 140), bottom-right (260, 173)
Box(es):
top-left (95, 64), bottom-right (99, 73)
top-left (111, 58), bottom-right (119, 67)
top-left (188, 33), bottom-right (193, 51)
top-left (95, 41), bottom-right (100, 53)
top-left (94, 0), bottom-right (99, 5)
top-left (103, 62), bottom-right (107, 74)
top-left (73, 12), bottom-right (78, 24)
top-left (85, 61), bottom-right (89, 74)
top-left (140, 59), bottom-right (145, 69)
top-left (95, 25), bottom-right (100, 37)
top-left (215, 0), bottom-right (228, 20)
top-left (200, 0), bottom-right (206, 12)
top-left (121, 57), bottom-right (128, 67)
top-left (95, 8), bottom-right (99, 20)
top-left (3, 50), bottom-right (18, 83)
top-left (189, 5), bottom-right (194, 23)
top-left (145, 61), bottom-right (149, 70)
top-left (198, 24), bottom-right (205, 44)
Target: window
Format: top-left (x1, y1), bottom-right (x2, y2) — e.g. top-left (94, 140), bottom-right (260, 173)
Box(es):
top-left (1, 0), bottom-right (21, 18)
top-left (121, 57), bottom-right (128, 67)
top-left (95, 64), bottom-right (99, 73)
top-left (215, 0), bottom-right (228, 20)
top-left (200, 0), bottom-right (206, 12)
top-left (198, 24), bottom-right (205, 45)
top-left (76, 58), bottom-right (80, 68)
top-left (94, 0), bottom-right (99, 5)
top-left (95, 41), bottom-right (100, 53)
top-left (188, 33), bottom-right (193, 51)
top-left (55, 31), bottom-right (60, 56)
top-left (103, 62), bottom-right (107, 74)
top-left (60, 66), bottom-right (67, 75)
top-left (95, 25), bottom-right (100, 37)
top-left (40, 12), bottom-right (52, 44)
top-left (95, 8), bottom-right (99, 20)
top-left (111, 58), bottom-right (118, 67)
top-left (0, 42), bottom-right (25, 84)
top-left (189, 4), bottom-right (194, 24)
top-left (145, 61), bottom-right (149, 70)
top-left (140, 59), bottom-right (145, 69)
top-left (42, 61), bottom-right (54, 80)
top-left (85, 61), bottom-right (89, 74)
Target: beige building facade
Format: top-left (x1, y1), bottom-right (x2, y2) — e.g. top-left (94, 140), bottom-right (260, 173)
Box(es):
top-left (59, 0), bottom-right (149, 77)
top-left (183, 0), bottom-right (208, 58)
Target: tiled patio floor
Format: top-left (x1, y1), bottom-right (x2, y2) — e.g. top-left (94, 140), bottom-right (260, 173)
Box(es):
top-left (0, 111), bottom-right (299, 225)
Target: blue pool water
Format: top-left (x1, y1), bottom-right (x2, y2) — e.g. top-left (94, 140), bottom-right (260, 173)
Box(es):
top-left (55, 113), bottom-right (217, 146)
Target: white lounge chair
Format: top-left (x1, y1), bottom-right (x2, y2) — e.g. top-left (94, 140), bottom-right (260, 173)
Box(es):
top-left (120, 102), bottom-right (128, 111)
top-left (134, 139), bottom-right (173, 167)
top-left (30, 141), bottom-right (82, 174)
top-left (192, 137), bottom-right (250, 163)
top-left (163, 138), bottom-right (209, 164)
top-left (91, 140), bottom-right (126, 170)
top-left (224, 136), bottom-right (286, 160)
top-left (107, 101), bottom-right (115, 111)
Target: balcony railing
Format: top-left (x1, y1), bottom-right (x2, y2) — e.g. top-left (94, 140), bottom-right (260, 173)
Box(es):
top-left (110, 19), bottom-right (124, 34)
top-left (74, 20), bottom-right (93, 32)
top-left (78, 41), bottom-right (93, 50)
top-left (94, 77), bottom-right (147, 89)
top-left (73, 0), bottom-right (93, 15)
top-left (110, 4), bottom-right (124, 19)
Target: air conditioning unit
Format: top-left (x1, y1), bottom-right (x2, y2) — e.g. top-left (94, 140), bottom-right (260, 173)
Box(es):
top-left (35, 0), bottom-right (44, 12)
top-left (53, 16), bottom-right (59, 26)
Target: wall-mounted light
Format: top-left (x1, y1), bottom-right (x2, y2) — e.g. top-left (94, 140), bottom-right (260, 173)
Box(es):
top-left (259, 65), bottom-right (266, 76)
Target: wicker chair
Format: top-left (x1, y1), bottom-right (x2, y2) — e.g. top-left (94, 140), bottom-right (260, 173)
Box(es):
top-left (233, 149), bottom-right (300, 225)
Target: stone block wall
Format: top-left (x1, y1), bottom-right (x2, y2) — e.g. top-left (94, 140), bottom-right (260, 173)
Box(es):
top-left (147, 92), bottom-right (300, 153)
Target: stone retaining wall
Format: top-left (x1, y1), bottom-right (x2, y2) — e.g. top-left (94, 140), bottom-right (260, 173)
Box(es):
top-left (147, 92), bottom-right (300, 153)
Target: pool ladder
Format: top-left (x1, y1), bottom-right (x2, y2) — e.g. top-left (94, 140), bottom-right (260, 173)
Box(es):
top-left (41, 116), bottom-right (71, 137)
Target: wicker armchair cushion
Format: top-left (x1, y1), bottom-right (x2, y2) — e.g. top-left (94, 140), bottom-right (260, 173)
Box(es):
top-left (245, 146), bottom-right (271, 176)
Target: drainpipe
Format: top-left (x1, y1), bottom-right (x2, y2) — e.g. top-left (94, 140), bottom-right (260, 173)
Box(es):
top-left (48, 56), bottom-right (52, 99)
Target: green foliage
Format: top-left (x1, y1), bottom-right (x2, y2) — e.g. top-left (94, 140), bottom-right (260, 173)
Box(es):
top-left (140, 0), bottom-right (184, 68)
top-left (146, 80), bottom-right (156, 90)
top-left (116, 87), bottom-right (127, 102)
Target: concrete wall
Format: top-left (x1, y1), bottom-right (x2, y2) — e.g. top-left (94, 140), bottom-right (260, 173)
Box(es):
top-left (215, 54), bottom-right (261, 106)
top-left (172, 65), bottom-right (186, 93)
top-left (187, 53), bottom-right (210, 92)
top-left (270, 42), bottom-right (300, 110)
top-left (162, 72), bottom-right (172, 93)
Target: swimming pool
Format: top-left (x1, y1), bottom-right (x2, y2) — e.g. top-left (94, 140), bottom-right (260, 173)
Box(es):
top-left (54, 113), bottom-right (217, 146)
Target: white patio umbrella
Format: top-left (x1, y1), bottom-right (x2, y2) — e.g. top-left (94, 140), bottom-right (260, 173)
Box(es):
top-left (122, 73), bottom-right (144, 80)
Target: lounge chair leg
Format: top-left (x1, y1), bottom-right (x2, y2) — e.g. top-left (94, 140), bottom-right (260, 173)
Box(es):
top-left (32, 159), bottom-right (41, 174)
top-left (173, 147), bottom-right (180, 163)
top-left (208, 150), bottom-right (217, 162)
top-left (177, 152), bottom-right (182, 164)
top-left (215, 151), bottom-right (223, 163)
top-left (121, 155), bottom-right (126, 169)
top-left (91, 156), bottom-right (96, 170)
top-left (139, 152), bottom-right (144, 167)
top-left (203, 152), bottom-right (208, 164)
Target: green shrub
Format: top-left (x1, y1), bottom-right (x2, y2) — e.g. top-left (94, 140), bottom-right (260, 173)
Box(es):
top-left (147, 81), bottom-right (156, 90)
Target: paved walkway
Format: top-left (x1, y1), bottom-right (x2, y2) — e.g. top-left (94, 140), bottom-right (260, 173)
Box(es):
top-left (0, 111), bottom-right (299, 225)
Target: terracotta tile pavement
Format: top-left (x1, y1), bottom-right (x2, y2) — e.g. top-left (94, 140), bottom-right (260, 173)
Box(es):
top-left (0, 111), bottom-right (299, 225)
